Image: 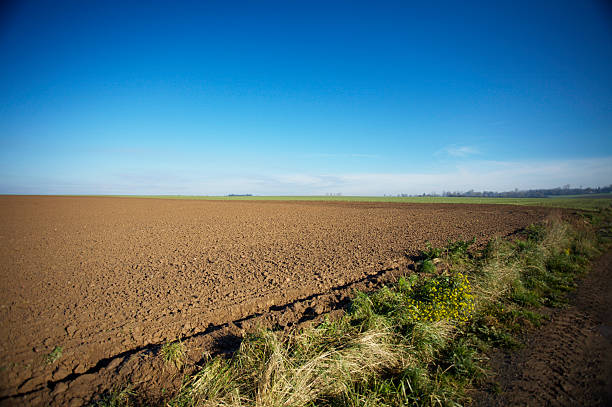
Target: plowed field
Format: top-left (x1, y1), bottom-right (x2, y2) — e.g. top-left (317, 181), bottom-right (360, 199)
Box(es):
top-left (0, 196), bottom-right (552, 405)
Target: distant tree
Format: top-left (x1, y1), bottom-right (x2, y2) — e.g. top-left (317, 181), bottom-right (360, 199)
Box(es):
top-left (408, 184), bottom-right (612, 198)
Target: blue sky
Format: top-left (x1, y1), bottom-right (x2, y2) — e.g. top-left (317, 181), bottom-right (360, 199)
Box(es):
top-left (1, 0), bottom-right (611, 195)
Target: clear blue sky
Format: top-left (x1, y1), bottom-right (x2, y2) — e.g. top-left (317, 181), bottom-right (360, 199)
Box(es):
top-left (1, 0), bottom-right (611, 195)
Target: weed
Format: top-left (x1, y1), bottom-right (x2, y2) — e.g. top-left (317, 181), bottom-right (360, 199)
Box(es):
top-left (421, 242), bottom-right (442, 260)
top-left (45, 346), bottom-right (63, 364)
top-left (420, 238), bottom-right (475, 262)
top-left (420, 259), bottom-right (436, 273)
top-left (469, 317), bottom-right (521, 349)
top-left (525, 223), bottom-right (546, 243)
top-left (442, 337), bottom-right (486, 380)
top-left (404, 273), bottom-right (475, 323)
top-left (90, 386), bottom-right (135, 407)
top-left (397, 274), bottom-right (418, 292)
top-left (161, 340), bottom-right (185, 370)
top-left (446, 237), bottom-right (475, 258)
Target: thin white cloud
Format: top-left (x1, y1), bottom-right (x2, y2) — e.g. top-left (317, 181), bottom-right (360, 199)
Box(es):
top-left (439, 145), bottom-right (480, 158)
top-left (350, 153), bottom-right (380, 158)
top-left (232, 157), bottom-right (611, 195)
top-left (338, 157), bottom-right (612, 195)
top-left (2, 157), bottom-right (611, 196)
top-left (303, 153), bottom-right (380, 159)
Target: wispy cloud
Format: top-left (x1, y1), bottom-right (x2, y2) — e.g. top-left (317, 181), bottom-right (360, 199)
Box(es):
top-left (350, 153), bottom-right (380, 158)
top-left (438, 145), bottom-right (480, 158)
top-left (304, 153), bottom-right (381, 159)
top-left (84, 147), bottom-right (157, 155)
top-left (2, 157), bottom-right (611, 196)
top-left (204, 156), bottom-right (612, 195)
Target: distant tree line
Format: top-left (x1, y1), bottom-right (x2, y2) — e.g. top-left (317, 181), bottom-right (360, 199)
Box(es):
top-left (407, 184), bottom-right (612, 198)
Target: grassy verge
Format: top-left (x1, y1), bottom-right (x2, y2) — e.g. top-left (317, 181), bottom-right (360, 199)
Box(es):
top-left (95, 209), bottom-right (610, 407)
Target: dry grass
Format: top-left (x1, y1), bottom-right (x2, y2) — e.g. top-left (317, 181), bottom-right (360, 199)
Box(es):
top-left (184, 326), bottom-right (408, 407)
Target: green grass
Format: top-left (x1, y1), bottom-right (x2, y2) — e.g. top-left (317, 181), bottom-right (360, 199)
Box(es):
top-left (61, 194), bottom-right (612, 211)
top-left (93, 208), bottom-right (610, 406)
top-left (546, 193), bottom-right (612, 199)
top-left (161, 340), bottom-right (186, 370)
top-left (91, 386), bottom-right (136, 407)
top-left (45, 346), bottom-right (63, 364)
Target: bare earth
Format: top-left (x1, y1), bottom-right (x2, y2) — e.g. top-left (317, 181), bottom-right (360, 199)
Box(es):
top-left (0, 196), bottom-right (552, 405)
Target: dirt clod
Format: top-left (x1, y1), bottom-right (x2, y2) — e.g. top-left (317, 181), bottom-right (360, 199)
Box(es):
top-left (51, 382), bottom-right (68, 396)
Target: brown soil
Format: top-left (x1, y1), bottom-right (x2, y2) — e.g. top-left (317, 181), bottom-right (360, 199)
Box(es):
top-left (0, 196), bottom-right (552, 406)
top-left (474, 251), bottom-right (612, 407)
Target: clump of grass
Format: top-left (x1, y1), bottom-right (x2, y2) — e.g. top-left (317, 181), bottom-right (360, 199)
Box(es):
top-left (418, 237), bottom-right (476, 277)
top-left (45, 346), bottom-right (63, 364)
top-left (419, 259), bottom-right (436, 273)
top-left (421, 238), bottom-right (475, 263)
top-left (160, 340), bottom-right (185, 370)
top-left (170, 325), bottom-right (410, 407)
top-left (91, 386), bottom-right (135, 407)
